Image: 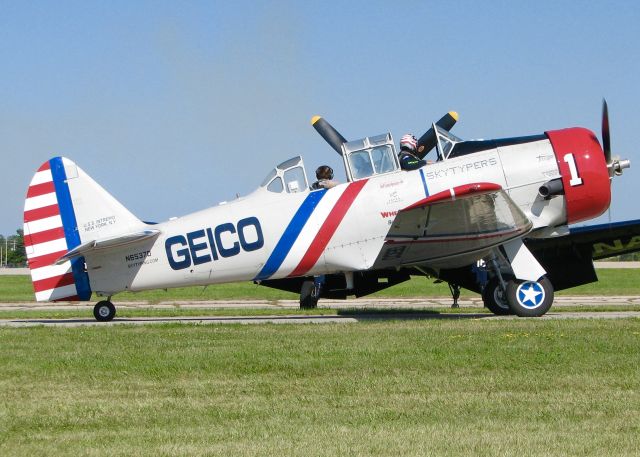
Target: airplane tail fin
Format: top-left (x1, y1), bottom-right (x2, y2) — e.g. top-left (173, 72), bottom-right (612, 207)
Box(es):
top-left (23, 157), bottom-right (144, 302)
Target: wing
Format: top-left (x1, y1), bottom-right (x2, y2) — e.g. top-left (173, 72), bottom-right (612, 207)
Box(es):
top-left (372, 183), bottom-right (532, 269)
top-left (525, 218), bottom-right (640, 265)
top-left (565, 219), bottom-right (640, 260)
top-left (522, 219), bottom-right (640, 290)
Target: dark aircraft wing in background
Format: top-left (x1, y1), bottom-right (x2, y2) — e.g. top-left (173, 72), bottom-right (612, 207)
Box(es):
top-left (523, 219), bottom-right (640, 291)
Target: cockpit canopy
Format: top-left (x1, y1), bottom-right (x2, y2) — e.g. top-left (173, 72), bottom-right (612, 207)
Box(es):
top-left (260, 156), bottom-right (309, 194)
top-left (434, 125), bottom-right (462, 160)
top-left (342, 133), bottom-right (400, 181)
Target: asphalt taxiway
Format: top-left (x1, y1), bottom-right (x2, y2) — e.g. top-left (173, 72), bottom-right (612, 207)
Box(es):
top-left (0, 297), bottom-right (639, 327)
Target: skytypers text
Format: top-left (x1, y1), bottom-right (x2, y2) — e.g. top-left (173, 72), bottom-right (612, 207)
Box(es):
top-left (425, 157), bottom-right (498, 180)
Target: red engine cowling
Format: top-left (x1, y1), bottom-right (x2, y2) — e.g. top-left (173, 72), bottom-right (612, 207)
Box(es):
top-left (545, 127), bottom-right (611, 224)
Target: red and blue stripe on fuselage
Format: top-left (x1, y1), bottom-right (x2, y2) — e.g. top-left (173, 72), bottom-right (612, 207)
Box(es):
top-left (254, 179), bottom-right (368, 281)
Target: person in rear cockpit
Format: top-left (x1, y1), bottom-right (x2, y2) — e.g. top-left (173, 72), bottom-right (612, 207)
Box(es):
top-left (398, 134), bottom-right (427, 170)
top-left (351, 153), bottom-right (374, 179)
top-left (311, 165), bottom-right (339, 190)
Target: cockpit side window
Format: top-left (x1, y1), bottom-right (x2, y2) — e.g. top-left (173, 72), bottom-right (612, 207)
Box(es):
top-left (343, 133), bottom-right (400, 181)
top-left (371, 145), bottom-right (396, 174)
top-left (435, 126), bottom-right (462, 160)
top-left (267, 176), bottom-right (284, 193)
top-left (261, 169), bottom-right (277, 187)
top-left (283, 167), bottom-right (306, 193)
top-left (349, 151), bottom-right (374, 179)
top-left (260, 155), bottom-right (310, 194)
top-left (277, 157), bottom-right (301, 170)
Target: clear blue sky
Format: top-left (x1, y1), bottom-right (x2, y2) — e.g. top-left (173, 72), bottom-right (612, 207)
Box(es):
top-left (2, 1), bottom-right (639, 236)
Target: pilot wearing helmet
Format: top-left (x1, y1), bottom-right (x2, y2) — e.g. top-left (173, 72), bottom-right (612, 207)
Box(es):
top-left (311, 165), bottom-right (339, 190)
top-left (398, 134), bottom-right (427, 170)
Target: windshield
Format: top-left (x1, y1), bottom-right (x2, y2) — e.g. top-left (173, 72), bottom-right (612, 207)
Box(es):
top-left (343, 133), bottom-right (399, 181)
top-left (435, 126), bottom-right (462, 159)
top-left (349, 151), bottom-right (374, 179)
top-left (347, 145), bottom-right (398, 180)
top-left (371, 145), bottom-right (396, 174)
top-left (260, 156), bottom-right (309, 193)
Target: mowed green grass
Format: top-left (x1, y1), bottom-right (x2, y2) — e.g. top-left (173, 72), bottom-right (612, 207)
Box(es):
top-left (1, 319), bottom-right (639, 456)
top-left (2, 269), bottom-right (640, 303)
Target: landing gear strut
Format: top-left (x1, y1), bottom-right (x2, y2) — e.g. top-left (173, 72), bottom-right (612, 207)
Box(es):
top-left (481, 242), bottom-right (556, 317)
top-left (482, 256), bottom-right (513, 315)
top-left (482, 277), bottom-right (513, 315)
top-left (93, 299), bottom-right (116, 322)
top-left (448, 283), bottom-right (461, 308)
top-left (300, 279), bottom-right (321, 309)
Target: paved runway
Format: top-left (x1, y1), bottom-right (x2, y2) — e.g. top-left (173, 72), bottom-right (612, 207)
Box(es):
top-left (3, 312), bottom-right (640, 327)
top-left (2, 296), bottom-right (640, 311)
top-left (1, 297), bottom-right (639, 327)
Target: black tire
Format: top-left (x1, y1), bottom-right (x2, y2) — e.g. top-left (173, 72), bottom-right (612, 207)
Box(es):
top-left (93, 301), bottom-right (116, 322)
top-left (481, 277), bottom-right (513, 315)
top-left (506, 276), bottom-right (554, 317)
top-left (300, 280), bottom-right (319, 309)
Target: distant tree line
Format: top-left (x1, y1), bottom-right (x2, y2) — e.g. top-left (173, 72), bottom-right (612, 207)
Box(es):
top-left (0, 229), bottom-right (27, 267)
top-left (611, 252), bottom-right (640, 261)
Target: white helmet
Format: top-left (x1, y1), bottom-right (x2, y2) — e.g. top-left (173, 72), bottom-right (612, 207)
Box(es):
top-left (400, 134), bottom-right (418, 152)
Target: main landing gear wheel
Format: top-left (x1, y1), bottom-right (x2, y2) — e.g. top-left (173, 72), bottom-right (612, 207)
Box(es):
top-left (93, 300), bottom-right (116, 322)
top-left (300, 280), bottom-right (320, 309)
top-left (506, 276), bottom-right (554, 317)
top-left (482, 277), bottom-right (513, 315)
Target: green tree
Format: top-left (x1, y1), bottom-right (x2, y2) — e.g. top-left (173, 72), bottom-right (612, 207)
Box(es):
top-left (1, 229), bottom-right (27, 267)
top-left (619, 252), bottom-right (640, 261)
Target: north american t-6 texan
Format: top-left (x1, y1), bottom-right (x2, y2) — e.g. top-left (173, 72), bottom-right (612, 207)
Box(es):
top-left (23, 101), bottom-right (638, 321)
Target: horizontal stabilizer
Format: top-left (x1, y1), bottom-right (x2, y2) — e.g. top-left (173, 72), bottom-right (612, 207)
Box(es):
top-left (55, 229), bottom-right (160, 264)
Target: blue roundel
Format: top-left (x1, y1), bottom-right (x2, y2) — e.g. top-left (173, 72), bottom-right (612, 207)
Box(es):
top-left (516, 281), bottom-right (546, 309)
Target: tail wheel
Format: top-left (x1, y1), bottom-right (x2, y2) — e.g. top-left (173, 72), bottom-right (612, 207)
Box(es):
top-left (300, 280), bottom-right (319, 309)
top-left (506, 276), bottom-right (554, 317)
top-left (481, 277), bottom-right (513, 315)
top-left (94, 301), bottom-right (116, 322)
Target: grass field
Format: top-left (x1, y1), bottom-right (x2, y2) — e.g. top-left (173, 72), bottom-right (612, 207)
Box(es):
top-left (1, 319), bottom-right (639, 456)
top-left (2, 271), bottom-right (640, 455)
top-left (2, 269), bottom-right (640, 303)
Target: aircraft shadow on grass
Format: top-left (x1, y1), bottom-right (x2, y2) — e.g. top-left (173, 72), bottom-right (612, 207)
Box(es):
top-left (13, 309), bottom-right (495, 325)
top-left (336, 309), bottom-right (494, 320)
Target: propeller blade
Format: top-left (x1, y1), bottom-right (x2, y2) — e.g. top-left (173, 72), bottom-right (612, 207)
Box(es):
top-left (601, 100), bottom-right (631, 177)
top-left (311, 116), bottom-right (347, 155)
top-left (416, 111), bottom-right (459, 159)
top-left (602, 99), bottom-right (611, 164)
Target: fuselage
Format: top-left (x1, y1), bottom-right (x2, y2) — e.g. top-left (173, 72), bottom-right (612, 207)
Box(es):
top-left (86, 134), bottom-right (580, 296)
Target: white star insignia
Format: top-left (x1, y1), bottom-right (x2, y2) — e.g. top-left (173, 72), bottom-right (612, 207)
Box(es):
top-left (520, 284), bottom-right (543, 306)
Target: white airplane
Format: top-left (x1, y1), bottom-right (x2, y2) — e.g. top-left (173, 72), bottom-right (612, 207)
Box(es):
top-left (23, 103), bottom-right (635, 321)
